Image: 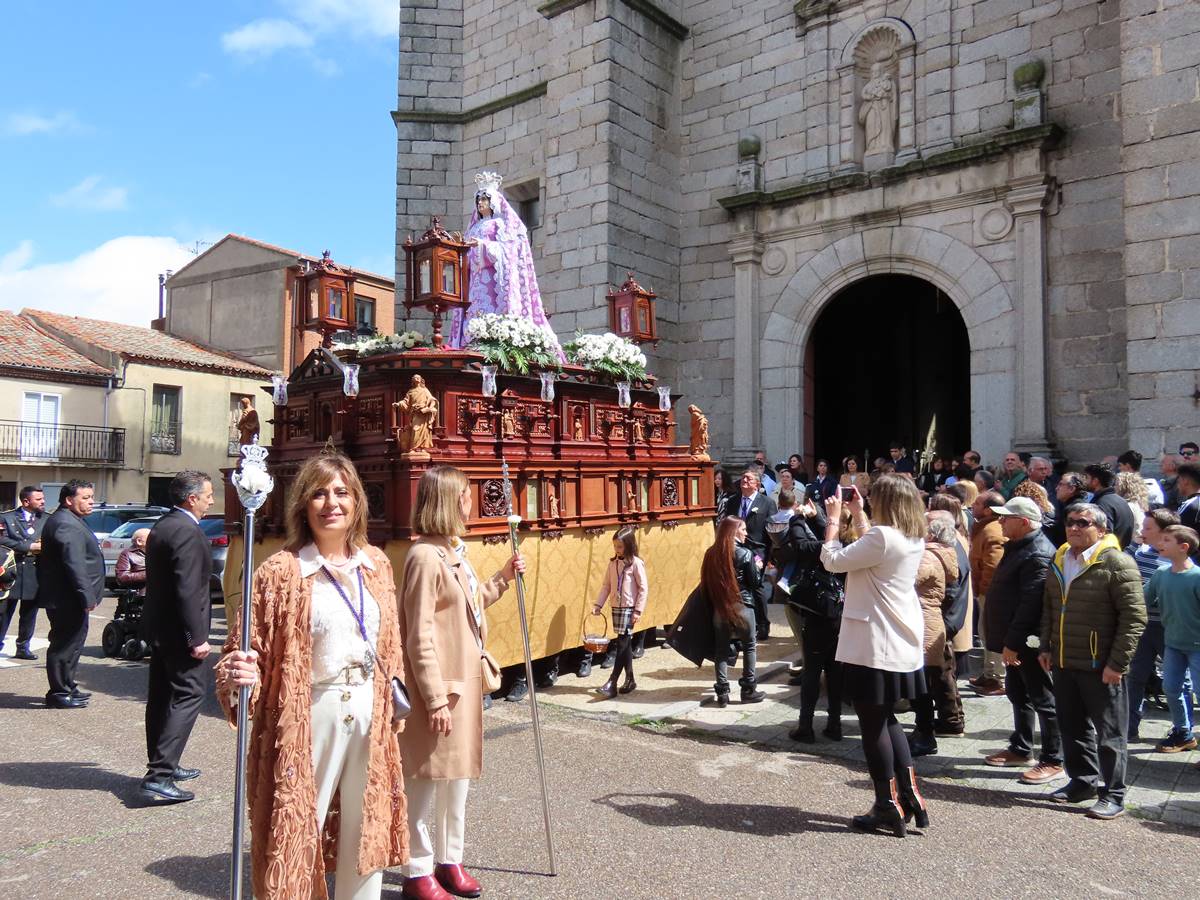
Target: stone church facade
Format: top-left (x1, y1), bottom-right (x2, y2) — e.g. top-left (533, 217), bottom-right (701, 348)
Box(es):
top-left (394, 0), bottom-right (1199, 469)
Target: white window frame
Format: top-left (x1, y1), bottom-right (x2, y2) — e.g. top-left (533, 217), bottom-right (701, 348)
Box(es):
top-left (21, 391), bottom-right (61, 462)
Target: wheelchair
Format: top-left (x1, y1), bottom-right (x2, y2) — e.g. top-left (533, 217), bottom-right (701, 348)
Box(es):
top-left (101, 588), bottom-right (151, 661)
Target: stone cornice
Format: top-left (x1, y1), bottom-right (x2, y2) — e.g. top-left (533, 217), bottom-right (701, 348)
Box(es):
top-left (391, 82), bottom-right (548, 126)
top-left (538, 0), bottom-right (689, 40)
top-left (717, 124), bottom-right (1063, 213)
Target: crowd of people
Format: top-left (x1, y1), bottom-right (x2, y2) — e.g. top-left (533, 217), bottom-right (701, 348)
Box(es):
top-left (697, 440), bottom-right (1200, 830)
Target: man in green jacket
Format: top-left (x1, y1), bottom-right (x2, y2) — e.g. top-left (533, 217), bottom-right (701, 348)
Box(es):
top-left (1038, 502), bottom-right (1146, 820)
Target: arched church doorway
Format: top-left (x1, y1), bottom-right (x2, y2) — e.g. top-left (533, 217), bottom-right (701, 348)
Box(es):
top-left (804, 274), bottom-right (970, 473)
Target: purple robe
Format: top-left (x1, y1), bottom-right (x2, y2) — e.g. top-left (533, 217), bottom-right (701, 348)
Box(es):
top-left (446, 188), bottom-right (563, 357)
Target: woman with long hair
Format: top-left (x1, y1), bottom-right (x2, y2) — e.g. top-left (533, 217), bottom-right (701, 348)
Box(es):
top-left (713, 467), bottom-right (737, 528)
top-left (592, 526), bottom-right (648, 699)
top-left (396, 465), bottom-right (524, 899)
top-left (215, 453), bottom-right (409, 900)
top-left (701, 516), bottom-right (765, 707)
top-left (928, 492), bottom-right (975, 670)
top-left (787, 453), bottom-right (809, 487)
top-left (1013, 478), bottom-right (1057, 537)
top-left (1115, 471), bottom-right (1150, 542)
top-left (820, 475), bottom-right (929, 838)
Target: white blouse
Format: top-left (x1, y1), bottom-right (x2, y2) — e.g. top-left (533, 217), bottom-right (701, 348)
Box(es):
top-left (299, 543), bottom-right (381, 684)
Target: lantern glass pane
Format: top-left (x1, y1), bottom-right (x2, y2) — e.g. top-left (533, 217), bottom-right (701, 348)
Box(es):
top-left (327, 287), bottom-right (345, 321)
top-left (418, 258), bottom-right (432, 295)
top-left (618, 306), bottom-right (631, 334)
top-left (441, 262), bottom-right (456, 295)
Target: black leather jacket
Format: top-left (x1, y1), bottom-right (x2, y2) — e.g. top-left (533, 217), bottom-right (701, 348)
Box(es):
top-left (734, 543), bottom-right (762, 607)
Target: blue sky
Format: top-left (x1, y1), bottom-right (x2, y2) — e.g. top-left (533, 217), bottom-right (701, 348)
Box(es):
top-left (0, 1), bottom-right (399, 324)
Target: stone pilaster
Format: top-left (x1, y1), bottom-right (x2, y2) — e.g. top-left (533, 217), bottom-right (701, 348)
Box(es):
top-left (728, 226), bottom-right (764, 468)
top-left (1007, 175), bottom-right (1055, 455)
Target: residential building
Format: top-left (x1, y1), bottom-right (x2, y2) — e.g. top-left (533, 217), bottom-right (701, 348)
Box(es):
top-left (11, 310), bottom-right (274, 513)
top-left (163, 234), bottom-right (396, 374)
top-left (0, 311), bottom-right (123, 509)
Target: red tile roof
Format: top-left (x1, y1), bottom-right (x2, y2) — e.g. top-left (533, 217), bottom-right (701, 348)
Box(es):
top-left (23, 309), bottom-right (274, 378)
top-left (0, 310), bottom-right (111, 379)
top-left (170, 234), bottom-right (393, 285)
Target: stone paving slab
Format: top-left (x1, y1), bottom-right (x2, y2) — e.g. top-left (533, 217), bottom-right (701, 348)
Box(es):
top-left (531, 605), bottom-right (1200, 827)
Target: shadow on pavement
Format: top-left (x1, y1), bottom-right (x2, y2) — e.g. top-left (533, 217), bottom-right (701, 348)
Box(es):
top-left (594, 790), bottom-right (847, 836)
top-left (0, 689), bottom-right (47, 710)
top-left (145, 852), bottom-right (234, 899)
top-left (0, 760), bottom-right (149, 807)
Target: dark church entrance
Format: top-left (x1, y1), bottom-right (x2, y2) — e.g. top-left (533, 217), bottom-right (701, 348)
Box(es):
top-left (805, 274), bottom-right (970, 473)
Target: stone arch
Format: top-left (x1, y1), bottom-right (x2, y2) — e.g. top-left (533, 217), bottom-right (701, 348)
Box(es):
top-left (840, 17), bottom-right (916, 66)
top-left (758, 225), bottom-right (1017, 463)
top-left (837, 17), bottom-right (918, 168)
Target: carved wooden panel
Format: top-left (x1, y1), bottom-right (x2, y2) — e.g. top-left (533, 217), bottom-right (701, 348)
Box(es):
top-left (662, 477), bottom-right (679, 507)
top-left (364, 482), bottom-right (386, 520)
top-left (458, 397), bottom-right (494, 436)
top-left (286, 405), bottom-right (310, 440)
top-left (481, 479), bottom-right (506, 517)
top-left (357, 396), bottom-right (385, 434)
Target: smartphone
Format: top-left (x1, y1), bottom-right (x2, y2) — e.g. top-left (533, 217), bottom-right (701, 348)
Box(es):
top-left (841, 487), bottom-right (856, 502)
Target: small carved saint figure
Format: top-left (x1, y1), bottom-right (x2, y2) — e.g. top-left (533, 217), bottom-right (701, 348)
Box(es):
top-left (236, 396), bottom-right (260, 446)
top-left (573, 412), bottom-right (585, 441)
top-left (688, 404), bottom-right (710, 461)
top-left (394, 374), bottom-right (438, 454)
top-left (625, 484), bottom-right (638, 512)
top-left (501, 407), bottom-right (517, 439)
top-left (547, 487), bottom-right (560, 520)
top-left (632, 418), bottom-right (645, 443)
top-left (859, 61), bottom-right (897, 157)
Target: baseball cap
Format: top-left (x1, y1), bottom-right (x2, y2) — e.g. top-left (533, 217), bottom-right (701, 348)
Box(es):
top-left (990, 497), bottom-right (1042, 522)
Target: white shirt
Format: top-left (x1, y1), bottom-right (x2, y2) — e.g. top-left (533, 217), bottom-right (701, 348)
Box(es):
top-left (299, 543), bottom-right (381, 684)
top-left (821, 525), bottom-right (926, 672)
top-left (1061, 539), bottom-right (1103, 587)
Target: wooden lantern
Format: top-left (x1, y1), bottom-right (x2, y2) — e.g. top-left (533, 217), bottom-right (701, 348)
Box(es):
top-left (403, 218), bottom-right (470, 348)
top-left (607, 272), bottom-right (658, 346)
top-left (300, 250), bottom-right (356, 347)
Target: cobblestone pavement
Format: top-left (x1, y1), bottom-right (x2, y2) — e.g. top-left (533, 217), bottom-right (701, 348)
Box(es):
top-left (0, 597), bottom-right (1195, 899)
top-left (531, 606), bottom-right (1200, 828)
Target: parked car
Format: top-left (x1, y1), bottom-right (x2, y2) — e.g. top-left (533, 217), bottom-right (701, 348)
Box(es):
top-left (201, 515), bottom-right (229, 603)
top-left (84, 503), bottom-right (170, 542)
top-left (101, 517), bottom-right (162, 587)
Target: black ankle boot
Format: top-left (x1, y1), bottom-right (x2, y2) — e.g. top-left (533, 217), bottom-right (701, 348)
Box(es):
top-left (851, 779), bottom-right (907, 838)
top-left (789, 718), bottom-right (816, 743)
top-left (618, 674), bottom-right (637, 695)
top-left (907, 729), bottom-right (938, 757)
top-left (823, 716), bottom-right (843, 741)
top-left (895, 766), bottom-right (930, 828)
top-left (597, 677), bottom-right (618, 699)
top-left (714, 691), bottom-right (729, 708)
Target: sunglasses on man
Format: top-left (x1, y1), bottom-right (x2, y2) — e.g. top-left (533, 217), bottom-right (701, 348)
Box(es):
top-left (1065, 518), bottom-right (1096, 529)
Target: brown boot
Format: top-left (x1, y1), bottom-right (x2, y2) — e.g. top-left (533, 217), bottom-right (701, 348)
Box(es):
top-left (851, 778), bottom-right (907, 838)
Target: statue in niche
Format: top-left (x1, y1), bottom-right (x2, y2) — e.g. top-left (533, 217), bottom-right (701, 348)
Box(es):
top-left (501, 408), bottom-right (517, 439)
top-left (572, 411), bottom-right (585, 441)
top-left (688, 404), bottom-right (710, 461)
top-left (547, 486), bottom-right (560, 520)
top-left (859, 61), bottom-right (897, 157)
top-left (236, 397), bottom-right (260, 446)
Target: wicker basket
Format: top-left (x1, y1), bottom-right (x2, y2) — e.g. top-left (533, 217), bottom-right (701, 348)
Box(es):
top-left (582, 611), bottom-right (611, 654)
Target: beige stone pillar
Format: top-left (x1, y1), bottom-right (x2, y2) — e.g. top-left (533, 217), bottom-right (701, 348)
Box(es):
top-left (729, 226), bottom-right (765, 467)
top-left (1007, 175), bottom-right (1055, 454)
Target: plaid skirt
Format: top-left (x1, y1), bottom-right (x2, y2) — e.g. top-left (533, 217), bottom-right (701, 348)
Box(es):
top-left (610, 606), bottom-right (634, 635)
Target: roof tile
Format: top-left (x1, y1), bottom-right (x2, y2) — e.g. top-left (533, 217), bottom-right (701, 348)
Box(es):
top-left (0, 310), bottom-right (110, 377)
top-left (24, 309), bottom-right (274, 378)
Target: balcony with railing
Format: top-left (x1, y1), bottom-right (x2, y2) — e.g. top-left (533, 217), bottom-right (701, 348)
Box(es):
top-left (149, 420), bottom-right (182, 455)
top-left (0, 420), bottom-right (125, 467)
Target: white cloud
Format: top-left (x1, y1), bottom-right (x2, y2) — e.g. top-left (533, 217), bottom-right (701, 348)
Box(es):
top-left (0, 240), bottom-right (34, 273)
top-left (3, 111), bottom-right (82, 137)
top-left (50, 176), bottom-right (129, 212)
top-left (0, 237), bottom-right (193, 327)
top-left (221, 18), bottom-right (314, 56)
top-left (221, 1), bottom-right (395, 63)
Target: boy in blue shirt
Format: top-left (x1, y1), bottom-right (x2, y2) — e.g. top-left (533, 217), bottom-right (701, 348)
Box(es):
top-left (1148, 525), bottom-right (1200, 753)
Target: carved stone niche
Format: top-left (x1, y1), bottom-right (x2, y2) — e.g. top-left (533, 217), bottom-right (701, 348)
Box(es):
top-left (837, 18), bottom-right (917, 172)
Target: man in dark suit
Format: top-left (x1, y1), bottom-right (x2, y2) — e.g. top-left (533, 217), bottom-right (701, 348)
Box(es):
top-left (0, 486), bottom-right (47, 659)
top-left (806, 459), bottom-right (838, 503)
top-left (141, 470), bottom-right (214, 804)
top-left (723, 469), bottom-right (776, 639)
top-left (38, 480), bottom-right (104, 708)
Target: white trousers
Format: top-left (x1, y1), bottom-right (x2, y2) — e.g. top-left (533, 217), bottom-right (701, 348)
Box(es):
top-left (403, 776), bottom-right (470, 878)
top-left (311, 679), bottom-right (384, 900)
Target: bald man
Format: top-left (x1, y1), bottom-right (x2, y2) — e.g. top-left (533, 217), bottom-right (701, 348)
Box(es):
top-left (115, 528), bottom-right (151, 596)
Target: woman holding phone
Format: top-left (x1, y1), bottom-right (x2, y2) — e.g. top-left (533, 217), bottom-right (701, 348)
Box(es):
top-left (820, 475), bottom-right (929, 838)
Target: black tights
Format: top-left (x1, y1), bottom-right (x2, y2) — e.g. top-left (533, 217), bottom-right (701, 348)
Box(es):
top-left (854, 700), bottom-right (913, 792)
top-left (611, 632), bottom-right (635, 682)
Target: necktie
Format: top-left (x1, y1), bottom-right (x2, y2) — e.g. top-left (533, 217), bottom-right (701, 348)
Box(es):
top-left (740, 497), bottom-right (750, 518)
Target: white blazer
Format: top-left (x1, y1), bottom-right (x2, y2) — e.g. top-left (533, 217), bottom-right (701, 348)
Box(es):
top-left (820, 525), bottom-right (926, 673)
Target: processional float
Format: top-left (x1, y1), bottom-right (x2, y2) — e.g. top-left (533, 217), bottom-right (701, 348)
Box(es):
top-left (222, 184), bottom-right (719, 892)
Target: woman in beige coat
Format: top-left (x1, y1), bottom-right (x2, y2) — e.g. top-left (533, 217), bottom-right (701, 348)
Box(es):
top-left (397, 465), bottom-right (523, 900)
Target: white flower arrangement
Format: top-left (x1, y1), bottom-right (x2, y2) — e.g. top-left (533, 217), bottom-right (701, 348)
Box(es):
top-left (564, 332), bottom-right (648, 381)
top-left (332, 330), bottom-right (429, 356)
top-left (1026, 635), bottom-right (1041, 649)
top-left (237, 466), bottom-right (273, 495)
top-left (465, 313), bottom-right (561, 373)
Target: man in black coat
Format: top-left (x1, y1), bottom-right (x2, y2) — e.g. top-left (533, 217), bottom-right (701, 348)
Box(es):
top-left (723, 469), bottom-right (776, 639)
top-left (805, 459), bottom-right (838, 503)
top-left (981, 497), bottom-right (1062, 784)
top-left (0, 486), bottom-right (47, 659)
top-left (141, 470), bottom-right (214, 803)
top-left (1085, 463), bottom-right (1134, 549)
top-left (38, 480), bottom-right (104, 708)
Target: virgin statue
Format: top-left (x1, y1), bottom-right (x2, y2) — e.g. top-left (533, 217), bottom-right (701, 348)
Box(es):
top-left (859, 61), bottom-right (897, 157)
top-left (446, 171), bottom-right (563, 356)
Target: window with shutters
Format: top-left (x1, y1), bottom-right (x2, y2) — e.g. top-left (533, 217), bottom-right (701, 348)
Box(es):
top-left (150, 385), bottom-right (182, 454)
top-left (21, 392), bottom-right (61, 461)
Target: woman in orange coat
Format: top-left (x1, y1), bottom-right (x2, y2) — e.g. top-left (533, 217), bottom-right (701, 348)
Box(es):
top-left (215, 453), bottom-right (408, 900)
top-left (397, 465), bottom-right (523, 900)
